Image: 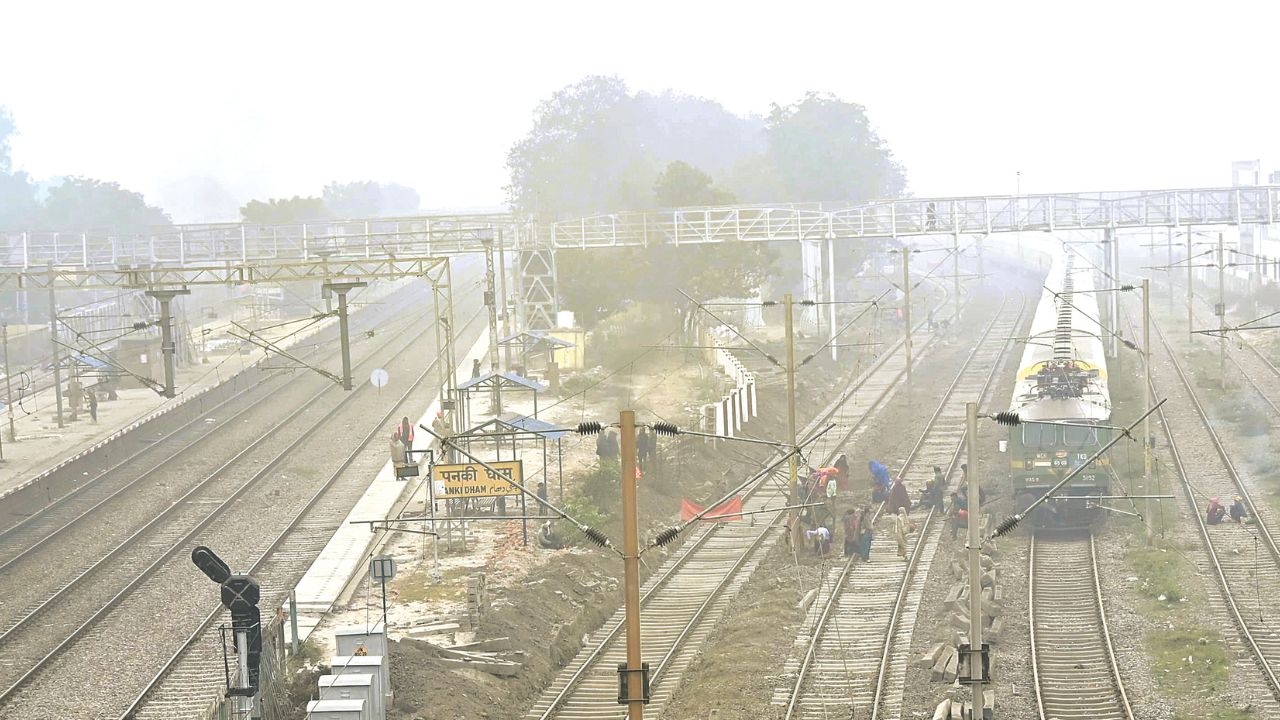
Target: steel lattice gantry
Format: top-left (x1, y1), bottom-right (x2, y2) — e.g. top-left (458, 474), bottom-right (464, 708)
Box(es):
top-left (0, 253), bottom-right (455, 400)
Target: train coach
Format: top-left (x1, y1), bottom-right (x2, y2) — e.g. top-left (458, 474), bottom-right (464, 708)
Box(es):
top-left (1005, 244), bottom-right (1113, 527)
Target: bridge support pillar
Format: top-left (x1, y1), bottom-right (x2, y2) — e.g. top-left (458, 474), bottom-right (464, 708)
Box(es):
top-left (800, 238), bottom-right (823, 330)
top-left (825, 234), bottom-right (837, 361)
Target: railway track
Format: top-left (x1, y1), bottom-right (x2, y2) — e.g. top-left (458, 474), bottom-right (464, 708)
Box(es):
top-left (0, 278), bottom-right (438, 541)
top-left (0, 293), bottom-right (484, 719)
top-left (1028, 532), bottom-right (1133, 720)
top-left (774, 291), bottom-right (1024, 720)
top-left (0, 280), bottom-right (436, 525)
top-left (1141, 311), bottom-right (1280, 716)
top-left (523, 283), bottom-right (961, 720)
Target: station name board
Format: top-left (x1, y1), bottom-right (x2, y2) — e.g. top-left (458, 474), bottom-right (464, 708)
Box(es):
top-left (432, 460), bottom-right (523, 498)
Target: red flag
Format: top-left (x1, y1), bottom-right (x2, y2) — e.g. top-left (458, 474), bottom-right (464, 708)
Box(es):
top-left (681, 496), bottom-right (744, 522)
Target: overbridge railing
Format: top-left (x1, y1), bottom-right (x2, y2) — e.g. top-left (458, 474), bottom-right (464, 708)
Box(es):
top-left (1, 186), bottom-right (1274, 271)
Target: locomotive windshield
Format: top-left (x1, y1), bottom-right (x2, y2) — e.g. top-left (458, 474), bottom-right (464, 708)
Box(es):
top-left (1021, 424), bottom-right (1057, 447)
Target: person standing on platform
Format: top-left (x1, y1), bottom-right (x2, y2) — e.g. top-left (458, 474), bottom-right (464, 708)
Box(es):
top-left (85, 386), bottom-right (98, 423)
top-left (389, 430), bottom-right (407, 467)
top-left (398, 416), bottom-right (414, 453)
top-left (67, 376), bottom-right (83, 421)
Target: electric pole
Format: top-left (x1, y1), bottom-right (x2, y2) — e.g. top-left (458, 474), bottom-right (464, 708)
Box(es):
top-left (902, 246), bottom-right (913, 388)
top-left (483, 232), bottom-right (502, 413)
top-left (1142, 279), bottom-right (1153, 542)
top-left (1218, 232), bottom-right (1226, 389)
top-left (321, 280), bottom-right (365, 391)
top-left (619, 410), bottom-right (644, 720)
top-left (3, 323), bottom-right (15, 442)
top-left (48, 271), bottom-right (64, 429)
top-left (784, 293), bottom-right (800, 549)
top-left (965, 401), bottom-right (985, 718)
top-left (1187, 227), bottom-right (1194, 343)
top-left (953, 228), bottom-right (962, 324)
top-left (147, 287), bottom-right (192, 398)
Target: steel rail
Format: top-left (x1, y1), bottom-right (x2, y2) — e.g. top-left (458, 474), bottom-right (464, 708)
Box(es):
top-left (1028, 532), bottom-right (1135, 720)
top-left (528, 279), bottom-right (964, 720)
top-left (120, 307), bottom-right (488, 720)
top-left (0, 296), bottom-right (479, 710)
top-left (779, 291), bottom-right (1022, 720)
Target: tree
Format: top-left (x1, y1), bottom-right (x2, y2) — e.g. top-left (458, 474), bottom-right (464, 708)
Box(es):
top-left (0, 171), bottom-right (38, 230)
top-left (505, 76), bottom-right (762, 215)
top-left (323, 181), bottom-right (420, 218)
top-left (42, 177), bottom-right (171, 232)
top-left (653, 161), bottom-right (735, 207)
top-left (0, 106), bottom-right (39, 230)
top-left (239, 196), bottom-right (329, 224)
top-left (766, 93), bottom-right (907, 202)
top-left (556, 161), bottom-right (775, 324)
top-left (0, 105), bottom-right (16, 174)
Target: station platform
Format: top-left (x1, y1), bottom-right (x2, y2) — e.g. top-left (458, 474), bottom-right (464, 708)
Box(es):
top-left (0, 278), bottom-right (413, 499)
top-left (287, 328), bottom-right (492, 645)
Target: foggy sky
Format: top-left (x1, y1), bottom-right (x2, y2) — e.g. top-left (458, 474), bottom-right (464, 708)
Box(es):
top-left (3, 1), bottom-right (1277, 222)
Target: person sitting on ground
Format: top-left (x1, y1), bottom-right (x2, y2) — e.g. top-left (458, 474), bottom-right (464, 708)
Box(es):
top-left (537, 521), bottom-right (564, 549)
top-left (1206, 497), bottom-right (1225, 525)
top-left (1230, 496), bottom-right (1248, 523)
